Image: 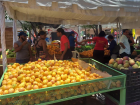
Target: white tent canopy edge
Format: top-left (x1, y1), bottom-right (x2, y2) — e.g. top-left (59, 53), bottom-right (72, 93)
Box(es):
top-left (3, 0), bottom-right (140, 26)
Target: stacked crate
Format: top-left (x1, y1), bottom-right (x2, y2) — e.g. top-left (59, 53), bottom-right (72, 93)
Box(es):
top-left (0, 27), bottom-right (13, 49)
top-left (107, 68), bottom-right (140, 104)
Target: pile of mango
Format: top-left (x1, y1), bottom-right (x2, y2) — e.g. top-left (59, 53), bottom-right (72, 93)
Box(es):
top-left (104, 50), bottom-right (110, 56)
top-left (80, 49), bottom-right (110, 58)
top-left (47, 45), bottom-right (62, 55)
top-left (80, 49), bottom-right (94, 58)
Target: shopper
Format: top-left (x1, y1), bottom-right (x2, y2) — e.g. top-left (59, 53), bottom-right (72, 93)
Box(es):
top-left (108, 35), bottom-right (118, 59)
top-left (128, 32), bottom-right (135, 54)
top-left (69, 31), bottom-right (84, 51)
top-left (119, 29), bottom-right (130, 57)
top-left (14, 31), bottom-right (32, 64)
top-left (82, 31), bottom-right (108, 63)
top-left (57, 28), bottom-right (72, 60)
top-left (136, 36), bottom-right (140, 45)
top-left (35, 31), bottom-right (51, 60)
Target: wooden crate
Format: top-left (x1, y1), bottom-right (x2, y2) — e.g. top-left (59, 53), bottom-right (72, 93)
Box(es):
top-left (0, 58), bottom-right (16, 65)
top-left (0, 27), bottom-right (13, 49)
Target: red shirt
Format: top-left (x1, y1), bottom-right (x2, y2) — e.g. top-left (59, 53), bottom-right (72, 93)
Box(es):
top-left (60, 35), bottom-right (70, 51)
top-left (93, 37), bottom-right (108, 50)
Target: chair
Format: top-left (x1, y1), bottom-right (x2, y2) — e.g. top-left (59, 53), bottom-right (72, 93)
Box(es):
top-left (72, 51), bottom-right (80, 58)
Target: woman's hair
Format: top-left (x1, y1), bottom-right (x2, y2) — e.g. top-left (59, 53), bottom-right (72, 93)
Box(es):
top-left (99, 31), bottom-right (106, 37)
top-left (57, 28), bottom-right (65, 35)
top-left (38, 31), bottom-right (46, 36)
top-left (129, 32), bottom-right (133, 37)
top-left (123, 29), bottom-right (129, 33)
top-left (108, 35), bottom-right (114, 39)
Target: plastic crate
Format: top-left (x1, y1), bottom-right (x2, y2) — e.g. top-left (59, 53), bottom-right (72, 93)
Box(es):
top-left (106, 66), bottom-right (140, 104)
top-left (106, 96), bottom-right (140, 105)
top-left (121, 69), bottom-right (140, 87)
top-left (0, 58), bottom-right (126, 105)
top-left (107, 85), bottom-right (140, 104)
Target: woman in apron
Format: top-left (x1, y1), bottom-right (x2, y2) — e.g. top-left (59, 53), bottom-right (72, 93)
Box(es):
top-left (57, 28), bottom-right (72, 60)
top-left (35, 31), bottom-right (51, 60)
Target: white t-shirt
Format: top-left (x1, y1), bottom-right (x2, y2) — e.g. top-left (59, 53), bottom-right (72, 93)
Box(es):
top-left (119, 35), bottom-right (130, 54)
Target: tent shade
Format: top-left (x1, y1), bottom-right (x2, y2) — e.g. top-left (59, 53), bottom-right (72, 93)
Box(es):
top-left (1, 0), bottom-right (28, 3)
top-left (3, 0), bottom-right (140, 27)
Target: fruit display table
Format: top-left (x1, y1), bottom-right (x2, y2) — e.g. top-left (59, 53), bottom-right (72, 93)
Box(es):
top-left (0, 58), bottom-right (126, 105)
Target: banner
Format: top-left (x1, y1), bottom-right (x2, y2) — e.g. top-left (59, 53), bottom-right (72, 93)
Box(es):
top-left (132, 29), bottom-right (135, 39)
top-left (111, 29), bottom-right (114, 34)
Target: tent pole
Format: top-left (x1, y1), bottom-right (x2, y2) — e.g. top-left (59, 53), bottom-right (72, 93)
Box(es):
top-left (119, 22), bottom-right (121, 42)
top-left (13, 19), bottom-right (18, 46)
top-left (0, 2), bottom-right (7, 71)
top-left (117, 22), bottom-right (118, 44)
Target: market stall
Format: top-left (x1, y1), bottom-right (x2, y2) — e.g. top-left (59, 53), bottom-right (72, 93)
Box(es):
top-left (107, 57), bottom-right (140, 104)
top-left (1, 0), bottom-right (140, 105)
top-left (0, 58), bottom-right (126, 105)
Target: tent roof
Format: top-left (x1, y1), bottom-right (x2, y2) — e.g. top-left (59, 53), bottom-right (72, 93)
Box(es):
top-left (3, 0), bottom-right (140, 27)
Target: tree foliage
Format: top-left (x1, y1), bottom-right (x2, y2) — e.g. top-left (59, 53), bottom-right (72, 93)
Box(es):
top-left (81, 24), bottom-right (102, 36)
top-left (5, 11), bottom-right (60, 38)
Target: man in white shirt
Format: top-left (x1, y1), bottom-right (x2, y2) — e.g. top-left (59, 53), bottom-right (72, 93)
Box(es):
top-left (119, 29), bottom-right (130, 57)
top-left (136, 36), bottom-right (140, 45)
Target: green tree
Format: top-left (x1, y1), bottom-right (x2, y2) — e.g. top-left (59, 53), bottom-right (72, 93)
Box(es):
top-left (81, 25), bottom-right (102, 36)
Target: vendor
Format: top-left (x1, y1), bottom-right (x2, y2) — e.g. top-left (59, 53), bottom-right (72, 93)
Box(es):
top-left (57, 28), bottom-right (72, 60)
top-left (14, 31), bottom-right (32, 64)
top-left (35, 31), bottom-right (51, 60)
top-left (69, 31), bottom-right (84, 51)
top-left (82, 31), bottom-right (108, 63)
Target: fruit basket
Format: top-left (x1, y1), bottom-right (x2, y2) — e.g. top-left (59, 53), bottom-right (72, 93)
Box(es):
top-left (0, 58), bottom-right (126, 105)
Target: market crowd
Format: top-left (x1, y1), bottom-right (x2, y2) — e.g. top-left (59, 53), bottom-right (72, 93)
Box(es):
top-left (14, 29), bottom-right (134, 64)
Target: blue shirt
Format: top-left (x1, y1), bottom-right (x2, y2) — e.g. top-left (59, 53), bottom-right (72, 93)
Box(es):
top-left (109, 40), bottom-right (117, 55)
top-left (69, 36), bottom-right (76, 47)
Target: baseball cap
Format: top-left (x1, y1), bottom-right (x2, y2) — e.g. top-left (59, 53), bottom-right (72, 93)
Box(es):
top-left (70, 31), bottom-right (75, 35)
top-left (18, 31), bottom-right (28, 37)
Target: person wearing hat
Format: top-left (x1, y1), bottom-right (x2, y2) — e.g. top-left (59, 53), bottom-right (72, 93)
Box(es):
top-left (69, 31), bottom-right (83, 51)
top-left (14, 31), bottom-right (32, 64)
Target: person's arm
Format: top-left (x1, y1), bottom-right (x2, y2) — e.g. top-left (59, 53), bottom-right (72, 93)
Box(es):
top-left (129, 37), bottom-right (135, 46)
top-left (75, 39), bottom-right (84, 45)
top-left (119, 43), bottom-right (125, 49)
top-left (42, 40), bottom-right (53, 59)
top-left (119, 36), bottom-right (125, 49)
top-left (60, 42), bottom-right (68, 60)
top-left (14, 41), bottom-right (27, 52)
top-left (82, 39), bottom-right (94, 42)
top-left (105, 40), bottom-right (108, 49)
top-left (28, 44), bottom-right (32, 61)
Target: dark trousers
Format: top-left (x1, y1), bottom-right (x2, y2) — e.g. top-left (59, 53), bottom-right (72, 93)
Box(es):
top-left (16, 59), bottom-right (30, 64)
top-left (120, 52), bottom-right (130, 58)
top-left (93, 50), bottom-right (104, 63)
top-left (70, 47), bottom-right (75, 51)
top-left (62, 49), bottom-right (72, 60)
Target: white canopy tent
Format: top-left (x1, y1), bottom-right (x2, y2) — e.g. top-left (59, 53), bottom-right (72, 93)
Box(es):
top-left (1, 0), bottom-right (140, 70)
